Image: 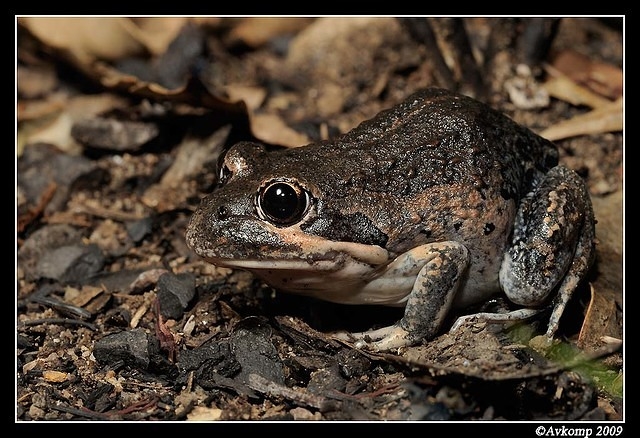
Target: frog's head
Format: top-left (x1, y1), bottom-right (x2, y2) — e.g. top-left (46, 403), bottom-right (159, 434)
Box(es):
top-left (185, 141), bottom-right (390, 277)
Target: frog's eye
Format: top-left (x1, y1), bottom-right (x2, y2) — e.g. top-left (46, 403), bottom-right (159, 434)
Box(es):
top-left (256, 179), bottom-right (311, 226)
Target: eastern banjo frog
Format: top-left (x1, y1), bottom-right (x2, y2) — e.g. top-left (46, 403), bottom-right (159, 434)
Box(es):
top-left (186, 87), bottom-right (596, 351)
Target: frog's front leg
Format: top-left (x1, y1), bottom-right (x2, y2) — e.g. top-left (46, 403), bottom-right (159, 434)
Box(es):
top-left (337, 242), bottom-right (469, 351)
top-left (499, 165), bottom-right (596, 340)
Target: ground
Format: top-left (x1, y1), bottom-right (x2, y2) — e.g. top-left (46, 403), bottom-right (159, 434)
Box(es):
top-left (16, 17), bottom-right (623, 423)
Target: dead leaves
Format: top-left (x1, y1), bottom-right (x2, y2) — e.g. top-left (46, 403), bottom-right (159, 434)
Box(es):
top-left (580, 191), bottom-right (623, 354)
top-left (550, 50), bottom-right (623, 100)
top-left (539, 50), bottom-right (623, 141)
top-left (538, 97), bottom-right (622, 142)
top-left (19, 17), bottom-right (148, 65)
top-left (18, 17), bottom-right (624, 155)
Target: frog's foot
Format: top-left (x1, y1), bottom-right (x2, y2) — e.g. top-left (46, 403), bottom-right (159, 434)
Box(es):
top-left (334, 241), bottom-right (470, 352)
top-left (332, 325), bottom-right (415, 352)
top-left (450, 308), bottom-right (543, 333)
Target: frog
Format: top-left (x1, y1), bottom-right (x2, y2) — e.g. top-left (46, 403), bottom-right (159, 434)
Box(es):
top-left (185, 87), bottom-right (596, 352)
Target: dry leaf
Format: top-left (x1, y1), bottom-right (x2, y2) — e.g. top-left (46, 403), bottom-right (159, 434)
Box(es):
top-left (123, 17), bottom-right (190, 56)
top-left (578, 285), bottom-right (622, 353)
top-left (538, 98), bottom-right (622, 141)
top-left (577, 191), bottom-right (623, 352)
top-left (93, 62), bottom-right (249, 116)
top-left (19, 112), bottom-right (75, 154)
top-left (18, 93), bottom-right (129, 155)
top-left (549, 50), bottom-right (623, 100)
top-left (17, 64), bottom-right (57, 98)
top-left (543, 65), bottom-right (612, 109)
top-left (228, 17), bottom-right (314, 48)
top-left (592, 190), bottom-right (623, 255)
top-left (224, 84), bottom-right (267, 111)
top-left (19, 17), bottom-right (146, 64)
top-left (17, 92), bottom-right (66, 122)
top-left (250, 113), bottom-right (311, 148)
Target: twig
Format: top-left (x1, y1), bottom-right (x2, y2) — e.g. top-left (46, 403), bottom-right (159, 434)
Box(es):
top-left (49, 402), bottom-right (111, 420)
top-left (19, 317), bottom-right (98, 331)
top-left (397, 18), bottom-right (456, 91)
top-left (247, 373), bottom-right (338, 412)
top-left (430, 18), bottom-right (486, 98)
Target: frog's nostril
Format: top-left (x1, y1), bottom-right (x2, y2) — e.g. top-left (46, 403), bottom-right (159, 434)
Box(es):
top-left (216, 205), bottom-right (229, 220)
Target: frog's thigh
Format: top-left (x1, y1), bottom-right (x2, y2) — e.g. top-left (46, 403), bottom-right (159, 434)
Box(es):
top-left (348, 241), bottom-right (469, 351)
top-left (499, 166), bottom-right (595, 337)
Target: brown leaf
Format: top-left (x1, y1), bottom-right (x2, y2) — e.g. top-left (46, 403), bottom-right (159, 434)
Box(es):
top-left (123, 17), bottom-right (191, 56)
top-left (543, 65), bottom-right (613, 109)
top-left (224, 84), bottom-right (267, 111)
top-left (19, 17), bottom-right (146, 64)
top-left (17, 93), bottom-right (66, 122)
top-left (578, 190), bottom-right (623, 353)
top-left (186, 406), bottom-right (223, 421)
top-left (17, 112), bottom-right (72, 156)
top-left (18, 93), bottom-right (130, 154)
top-left (64, 285), bottom-right (111, 315)
top-left (577, 285), bottom-right (622, 353)
top-left (93, 62), bottom-right (249, 116)
top-left (537, 98), bottom-right (622, 141)
top-left (250, 113), bottom-right (311, 148)
top-left (227, 17), bottom-right (314, 48)
top-left (549, 50), bottom-right (623, 100)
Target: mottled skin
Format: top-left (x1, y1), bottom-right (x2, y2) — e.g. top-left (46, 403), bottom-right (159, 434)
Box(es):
top-left (186, 87), bottom-right (596, 351)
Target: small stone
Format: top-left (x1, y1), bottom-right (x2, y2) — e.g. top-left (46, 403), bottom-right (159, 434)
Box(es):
top-left (34, 244), bottom-right (105, 284)
top-left (157, 272), bottom-right (196, 319)
top-left (71, 117), bottom-right (159, 152)
top-left (231, 320), bottom-right (285, 385)
top-left (93, 328), bottom-right (152, 369)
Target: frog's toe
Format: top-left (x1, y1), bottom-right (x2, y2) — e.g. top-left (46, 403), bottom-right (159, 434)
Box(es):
top-left (333, 325), bottom-right (415, 351)
top-left (369, 327), bottom-right (415, 351)
top-left (450, 308), bottom-right (544, 334)
top-left (449, 314), bottom-right (484, 333)
top-left (330, 330), bottom-right (357, 342)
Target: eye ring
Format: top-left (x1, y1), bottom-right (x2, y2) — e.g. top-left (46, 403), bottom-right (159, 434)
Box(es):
top-left (256, 179), bottom-right (311, 226)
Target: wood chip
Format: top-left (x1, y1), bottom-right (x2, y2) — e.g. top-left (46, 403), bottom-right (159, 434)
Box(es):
top-left (43, 370), bottom-right (69, 383)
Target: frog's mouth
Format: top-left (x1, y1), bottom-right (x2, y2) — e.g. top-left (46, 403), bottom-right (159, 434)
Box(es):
top-left (211, 257), bottom-right (348, 271)
top-left (187, 215), bottom-right (392, 269)
top-left (200, 237), bottom-right (391, 273)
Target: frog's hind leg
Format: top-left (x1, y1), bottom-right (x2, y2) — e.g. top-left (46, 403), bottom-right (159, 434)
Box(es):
top-left (498, 165), bottom-right (596, 340)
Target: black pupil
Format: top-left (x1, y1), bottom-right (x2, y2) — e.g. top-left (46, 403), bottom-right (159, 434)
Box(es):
top-left (261, 182), bottom-right (304, 224)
